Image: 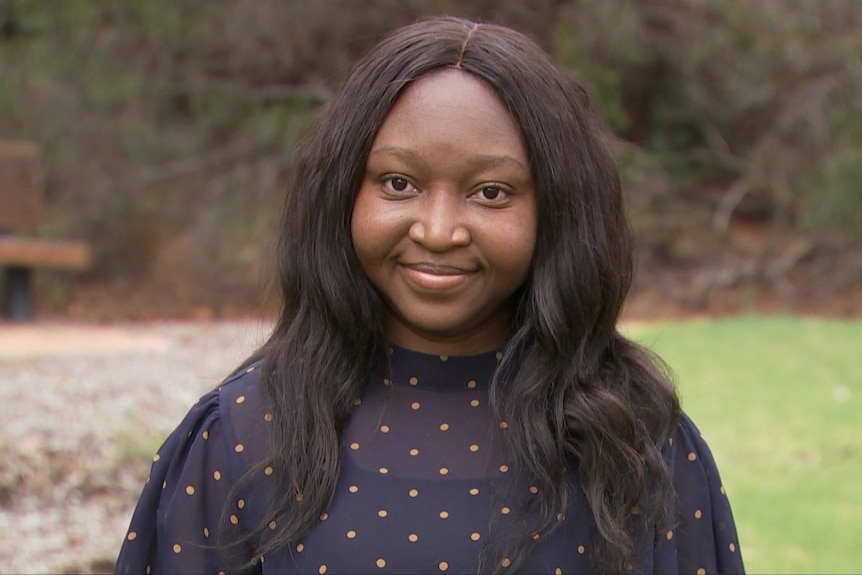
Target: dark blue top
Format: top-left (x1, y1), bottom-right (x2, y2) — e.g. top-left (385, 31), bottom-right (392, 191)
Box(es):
top-left (115, 346), bottom-right (744, 574)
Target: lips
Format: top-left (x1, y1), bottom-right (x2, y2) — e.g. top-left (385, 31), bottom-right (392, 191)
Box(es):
top-left (399, 262), bottom-right (478, 291)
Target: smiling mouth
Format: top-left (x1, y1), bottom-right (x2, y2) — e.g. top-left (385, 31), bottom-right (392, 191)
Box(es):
top-left (399, 263), bottom-right (477, 290)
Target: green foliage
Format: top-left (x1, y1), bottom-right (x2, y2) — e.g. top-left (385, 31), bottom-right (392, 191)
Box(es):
top-left (629, 316), bottom-right (862, 574)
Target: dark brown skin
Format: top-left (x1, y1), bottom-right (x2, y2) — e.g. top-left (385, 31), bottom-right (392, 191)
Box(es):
top-left (352, 69), bottom-right (537, 356)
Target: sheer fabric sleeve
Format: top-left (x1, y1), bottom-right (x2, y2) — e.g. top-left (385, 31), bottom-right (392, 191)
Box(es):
top-left (654, 413), bottom-right (745, 575)
top-left (114, 387), bottom-right (260, 575)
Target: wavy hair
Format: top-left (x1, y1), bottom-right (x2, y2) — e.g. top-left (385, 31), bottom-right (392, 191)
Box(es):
top-left (241, 16), bottom-right (680, 573)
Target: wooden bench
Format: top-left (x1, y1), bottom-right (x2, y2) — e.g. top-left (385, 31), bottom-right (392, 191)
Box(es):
top-left (0, 140), bottom-right (91, 321)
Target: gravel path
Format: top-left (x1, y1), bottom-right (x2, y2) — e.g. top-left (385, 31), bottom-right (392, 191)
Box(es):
top-left (0, 320), bottom-right (272, 574)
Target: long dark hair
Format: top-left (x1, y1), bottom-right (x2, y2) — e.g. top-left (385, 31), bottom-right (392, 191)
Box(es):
top-left (241, 16), bottom-right (680, 573)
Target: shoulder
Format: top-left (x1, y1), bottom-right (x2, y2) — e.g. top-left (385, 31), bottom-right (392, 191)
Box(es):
top-left (212, 360), bottom-right (272, 464)
top-left (664, 412), bottom-right (726, 480)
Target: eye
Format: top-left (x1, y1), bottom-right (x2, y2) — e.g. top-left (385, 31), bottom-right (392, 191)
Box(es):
top-left (471, 185), bottom-right (509, 205)
top-left (382, 176), bottom-right (417, 195)
top-left (479, 186), bottom-right (501, 200)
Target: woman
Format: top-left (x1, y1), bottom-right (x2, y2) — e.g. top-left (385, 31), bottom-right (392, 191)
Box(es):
top-left (116, 16), bottom-right (743, 575)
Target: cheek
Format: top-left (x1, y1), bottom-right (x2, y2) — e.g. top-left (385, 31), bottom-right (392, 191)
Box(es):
top-left (350, 188), bottom-right (402, 266)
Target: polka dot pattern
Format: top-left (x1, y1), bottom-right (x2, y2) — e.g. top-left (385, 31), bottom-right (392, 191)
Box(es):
top-left (115, 352), bottom-right (743, 575)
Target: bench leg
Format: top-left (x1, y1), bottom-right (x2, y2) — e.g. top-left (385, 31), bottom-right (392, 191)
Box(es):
top-left (4, 266), bottom-right (33, 321)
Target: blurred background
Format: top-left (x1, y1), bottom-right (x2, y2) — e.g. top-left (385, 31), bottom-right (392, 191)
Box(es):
top-left (0, 0), bottom-right (859, 320)
top-left (0, 1), bottom-right (860, 574)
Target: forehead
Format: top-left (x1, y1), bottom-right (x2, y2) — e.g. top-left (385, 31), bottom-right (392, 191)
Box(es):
top-left (370, 69), bottom-right (528, 164)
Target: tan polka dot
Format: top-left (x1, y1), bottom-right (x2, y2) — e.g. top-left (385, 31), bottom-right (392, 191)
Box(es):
top-left (173, 544), bottom-right (182, 554)
top-left (555, 569), bottom-right (563, 575)
top-left (153, 453), bottom-right (160, 462)
top-left (668, 436), bottom-right (674, 445)
top-left (557, 512), bottom-right (566, 521)
top-left (469, 444), bottom-right (479, 452)
top-left (380, 425), bottom-right (390, 433)
top-left (230, 514), bottom-right (239, 525)
top-left (409, 488), bottom-right (419, 498)
top-left (213, 470), bottom-right (222, 480)
top-left (185, 485), bottom-right (195, 495)
top-left (204, 527), bottom-right (210, 537)
top-left (350, 442), bottom-right (360, 451)
top-left (246, 366), bottom-right (256, 373)
top-left (379, 467), bottom-right (389, 475)
top-left (529, 485), bottom-right (539, 494)
top-left (383, 378), bottom-right (391, 385)
top-left (353, 397), bottom-right (362, 406)
top-left (501, 506), bottom-right (511, 515)
top-left (439, 467), bottom-right (449, 476)
top-left (268, 520), bottom-right (276, 530)
top-left (162, 480), bottom-right (167, 489)
top-left (236, 395), bottom-right (246, 404)
top-left (409, 376), bottom-right (419, 385)
top-left (467, 379), bottom-right (477, 389)
top-left (470, 532), bottom-right (481, 541)
top-left (695, 509), bottom-right (703, 519)
top-left (499, 464), bottom-right (509, 473)
top-left (320, 512), bottom-right (328, 521)
top-left (235, 444), bottom-right (245, 453)
top-left (295, 492), bottom-right (304, 502)
top-left (496, 351), bottom-right (503, 360)
top-left (720, 485), bottom-right (727, 495)
top-left (439, 510), bottom-right (449, 519)
top-left (577, 544), bottom-right (585, 554)
top-left (631, 504), bottom-right (640, 515)
top-left (439, 355), bottom-right (449, 361)
top-left (264, 412), bottom-right (273, 422)
top-left (297, 543), bottom-right (304, 552)
top-left (202, 431), bottom-right (209, 440)
top-left (499, 421), bottom-right (509, 429)
top-left (440, 422), bottom-right (450, 431)
top-left (264, 466), bottom-right (274, 476)
top-left (469, 487), bottom-right (479, 495)
top-left (501, 557), bottom-right (511, 567)
top-left (347, 529), bottom-right (356, 539)
top-left (376, 558), bottom-right (386, 568)
top-left (410, 448), bottom-right (419, 456)
top-left (687, 451), bottom-right (697, 461)
top-left (625, 562), bottom-right (633, 571)
top-left (411, 401), bottom-right (421, 410)
top-left (146, 567), bottom-right (151, 574)
top-left (696, 569), bottom-right (706, 575)
top-left (408, 533), bottom-right (419, 542)
top-left (349, 485), bottom-right (359, 493)
top-left (532, 532), bottom-right (540, 541)
top-left (439, 561), bottom-right (449, 571)
top-left (127, 531), bottom-right (137, 541)
top-left (666, 529), bottom-right (674, 540)
top-left (470, 399), bottom-right (480, 407)
top-left (217, 571), bottom-right (225, 575)
top-left (378, 509), bottom-right (388, 518)
top-left (319, 565), bottom-right (327, 575)
top-left (729, 542), bottom-right (736, 552)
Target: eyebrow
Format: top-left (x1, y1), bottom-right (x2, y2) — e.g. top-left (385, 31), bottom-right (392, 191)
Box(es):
top-left (369, 146), bottom-right (528, 171)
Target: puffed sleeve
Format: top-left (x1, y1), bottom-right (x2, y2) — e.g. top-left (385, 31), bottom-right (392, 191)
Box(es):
top-left (653, 413), bottom-right (745, 575)
top-left (114, 385), bottom-right (260, 575)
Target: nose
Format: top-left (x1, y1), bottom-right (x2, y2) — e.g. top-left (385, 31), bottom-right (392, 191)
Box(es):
top-left (408, 193), bottom-right (471, 251)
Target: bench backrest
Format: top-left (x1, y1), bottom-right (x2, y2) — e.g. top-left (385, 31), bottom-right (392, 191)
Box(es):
top-left (0, 140), bottom-right (44, 233)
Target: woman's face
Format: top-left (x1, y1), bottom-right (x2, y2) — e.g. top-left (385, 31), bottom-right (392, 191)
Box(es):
top-left (351, 69), bottom-right (537, 356)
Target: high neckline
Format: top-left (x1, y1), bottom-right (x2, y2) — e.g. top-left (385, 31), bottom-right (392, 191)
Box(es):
top-left (376, 344), bottom-right (503, 390)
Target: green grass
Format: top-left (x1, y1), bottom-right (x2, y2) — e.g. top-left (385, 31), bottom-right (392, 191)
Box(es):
top-left (624, 316), bottom-right (862, 574)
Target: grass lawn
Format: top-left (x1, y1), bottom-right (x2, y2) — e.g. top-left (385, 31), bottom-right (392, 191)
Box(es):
top-left (626, 315), bottom-right (862, 574)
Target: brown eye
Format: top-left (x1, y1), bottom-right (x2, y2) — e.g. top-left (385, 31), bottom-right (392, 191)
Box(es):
top-left (480, 186), bottom-right (501, 200)
top-left (389, 177), bottom-right (410, 191)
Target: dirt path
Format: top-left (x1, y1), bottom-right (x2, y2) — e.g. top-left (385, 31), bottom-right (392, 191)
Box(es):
top-left (0, 320), bottom-right (272, 574)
